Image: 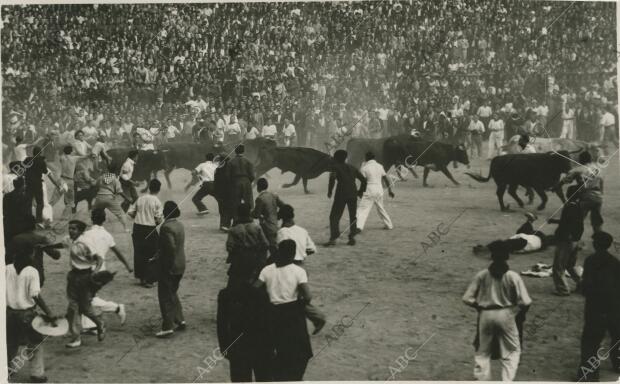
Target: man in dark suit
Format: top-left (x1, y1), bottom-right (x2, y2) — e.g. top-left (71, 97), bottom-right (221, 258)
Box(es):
top-left (252, 178), bottom-right (285, 255)
top-left (227, 145), bottom-right (255, 221)
top-left (156, 201), bottom-right (186, 338)
top-left (24, 146), bottom-right (58, 225)
top-left (325, 149), bottom-right (367, 247)
top-left (215, 153), bottom-right (233, 231)
top-left (577, 231), bottom-right (620, 381)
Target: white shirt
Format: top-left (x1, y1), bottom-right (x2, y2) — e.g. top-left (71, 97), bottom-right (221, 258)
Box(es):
top-left (282, 124), bottom-right (296, 146)
top-left (227, 122), bottom-right (241, 135)
top-left (166, 125), bottom-right (180, 139)
top-left (73, 140), bottom-right (91, 156)
top-left (14, 144), bottom-right (28, 162)
top-left (195, 161), bottom-right (217, 183)
top-left (120, 158), bottom-right (135, 181)
top-left (6, 265), bottom-right (40, 310)
top-left (468, 120), bottom-right (485, 133)
top-left (261, 124), bottom-right (277, 138)
top-left (258, 263), bottom-right (308, 305)
top-left (81, 224), bottom-right (115, 271)
top-left (360, 159), bottom-right (386, 193)
top-left (510, 233), bottom-right (542, 253)
top-left (488, 119), bottom-right (505, 132)
top-left (245, 127), bottom-right (260, 140)
top-left (601, 112), bottom-right (615, 127)
top-left (128, 194), bottom-right (163, 226)
top-left (82, 125), bottom-right (98, 139)
top-left (477, 106), bottom-right (492, 118)
top-left (3, 172), bottom-right (18, 194)
top-left (276, 225), bottom-right (316, 262)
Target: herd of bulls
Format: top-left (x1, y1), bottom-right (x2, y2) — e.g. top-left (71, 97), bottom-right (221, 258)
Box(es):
top-left (69, 135), bottom-right (603, 212)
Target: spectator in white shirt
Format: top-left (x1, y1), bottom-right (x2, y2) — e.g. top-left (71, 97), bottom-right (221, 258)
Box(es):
top-left (276, 205), bottom-right (316, 263)
top-left (165, 119), bottom-right (180, 141)
top-left (477, 101), bottom-right (492, 129)
top-left (599, 106), bottom-right (617, 148)
top-left (467, 115), bottom-right (485, 158)
top-left (487, 112), bottom-right (505, 159)
top-left (355, 151), bottom-right (394, 233)
top-left (80, 208), bottom-right (132, 331)
top-left (191, 153), bottom-right (218, 215)
top-left (72, 130), bottom-right (91, 156)
top-left (245, 124), bottom-right (260, 140)
top-left (227, 115), bottom-right (242, 142)
top-left (560, 102), bottom-right (576, 140)
top-left (127, 179), bottom-right (164, 287)
top-left (282, 118), bottom-right (297, 146)
top-left (261, 119), bottom-right (278, 140)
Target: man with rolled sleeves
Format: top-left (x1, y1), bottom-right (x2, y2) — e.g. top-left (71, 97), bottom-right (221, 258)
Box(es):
top-left (227, 145), bottom-right (255, 221)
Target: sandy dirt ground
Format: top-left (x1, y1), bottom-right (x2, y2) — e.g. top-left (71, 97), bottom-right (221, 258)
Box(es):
top-left (9, 146), bottom-right (620, 382)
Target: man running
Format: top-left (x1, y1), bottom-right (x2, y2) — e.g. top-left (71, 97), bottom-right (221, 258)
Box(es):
top-left (191, 153), bottom-right (218, 215)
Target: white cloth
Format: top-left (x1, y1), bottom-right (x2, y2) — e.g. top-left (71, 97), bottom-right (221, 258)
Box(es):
top-left (120, 158), bottom-right (135, 181)
top-left (6, 265), bottom-right (40, 310)
top-left (3, 172), bottom-right (17, 194)
top-left (601, 112), bottom-right (615, 127)
top-left (258, 263), bottom-right (308, 305)
top-left (81, 225), bottom-right (116, 271)
top-left (14, 144), bottom-right (28, 162)
top-left (128, 194), bottom-right (163, 226)
top-left (521, 144), bottom-right (536, 154)
top-left (509, 233), bottom-right (542, 253)
top-left (276, 225), bottom-right (316, 262)
top-left (195, 161), bottom-right (217, 183)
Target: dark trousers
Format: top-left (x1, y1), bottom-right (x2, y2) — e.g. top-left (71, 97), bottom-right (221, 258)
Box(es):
top-left (218, 197), bottom-right (233, 228)
top-left (329, 196), bottom-right (357, 240)
top-left (229, 353), bottom-right (273, 382)
top-left (579, 312), bottom-right (620, 381)
top-left (192, 181), bottom-right (216, 212)
top-left (26, 184), bottom-right (44, 223)
top-left (231, 179), bottom-right (254, 220)
top-left (67, 269), bottom-right (103, 339)
top-left (157, 273), bottom-right (184, 331)
top-left (273, 358), bottom-right (309, 382)
top-left (580, 199), bottom-right (604, 232)
top-left (132, 224), bottom-right (159, 281)
top-left (120, 179), bottom-right (138, 212)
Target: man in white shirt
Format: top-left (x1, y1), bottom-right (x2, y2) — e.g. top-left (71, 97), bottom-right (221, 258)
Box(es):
top-left (467, 115), bottom-right (485, 158)
top-left (127, 179), bottom-right (164, 287)
top-left (477, 101), bottom-right (492, 129)
top-left (487, 112), bottom-right (505, 159)
top-left (226, 115), bottom-right (242, 142)
top-left (120, 150), bottom-right (139, 212)
top-left (276, 205), bottom-right (317, 263)
top-left (165, 119), bottom-right (180, 142)
top-left (282, 118), bottom-right (296, 146)
top-left (245, 125), bottom-right (260, 140)
top-left (80, 208), bottom-right (132, 331)
top-left (599, 106), bottom-right (617, 149)
top-left (355, 151), bottom-right (394, 233)
top-left (191, 153), bottom-right (218, 215)
top-left (261, 119), bottom-right (278, 140)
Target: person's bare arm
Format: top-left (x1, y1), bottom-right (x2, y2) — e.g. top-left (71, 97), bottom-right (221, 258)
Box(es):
top-left (111, 246), bottom-right (133, 272)
top-left (298, 282), bottom-right (312, 304)
top-left (33, 295), bottom-right (56, 323)
top-left (92, 254), bottom-right (104, 273)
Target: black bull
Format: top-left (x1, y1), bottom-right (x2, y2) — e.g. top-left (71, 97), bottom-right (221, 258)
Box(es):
top-left (346, 136), bottom-right (470, 186)
top-left (254, 147), bottom-right (334, 193)
top-left (465, 151), bottom-right (576, 211)
top-left (106, 138), bottom-right (277, 188)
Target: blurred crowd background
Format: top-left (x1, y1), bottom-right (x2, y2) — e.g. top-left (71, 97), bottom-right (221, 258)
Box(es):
top-left (1, 0), bottom-right (618, 155)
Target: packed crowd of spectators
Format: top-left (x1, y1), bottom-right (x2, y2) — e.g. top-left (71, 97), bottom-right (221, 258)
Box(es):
top-left (2, 0), bottom-right (618, 156)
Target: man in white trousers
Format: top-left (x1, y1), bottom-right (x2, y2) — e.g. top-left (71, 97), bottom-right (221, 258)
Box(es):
top-left (487, 112), bottom-right (505, 159)
top-left (355, 151), bottom-right (394, 233)
top-left (81, 208), bottom-right (132, 331)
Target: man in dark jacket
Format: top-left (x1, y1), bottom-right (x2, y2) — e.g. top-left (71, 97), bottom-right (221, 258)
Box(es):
top-left (548, 185), bottom-right (584, 296)
top-left (4, 177), bottom-right (32, 263)
top-left (252, 178), bottom-right (285, 255)
top-left (227, 145), bottom-right (255, 221)
top-left (577, 231), bottom-right (620, 381)
top-left (226, 203), bottom-right (269, 289)
top-left (24, 146), bottom-right (56, 225)
top-left (325, 149), bottom-right (367, 246)
top-left (214, 153), bottom-right (233, 231)
top-left (156, 201), bottom-right (186, 338)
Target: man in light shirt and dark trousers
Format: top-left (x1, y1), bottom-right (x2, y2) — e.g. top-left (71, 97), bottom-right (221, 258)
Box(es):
top-left (275, 204), bottom-right (325, 333)
top-left (120, 150), bottom-right (139, 213)
top-left (355, 151), bottom-right (394, 233)
top-left (128, 179), bottom-right (164, 288)
top-left (192, 153), bottom-right (218, 215)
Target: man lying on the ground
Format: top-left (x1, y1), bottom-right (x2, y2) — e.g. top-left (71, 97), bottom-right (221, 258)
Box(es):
top-left (473, 213), bottom-right (555, 254)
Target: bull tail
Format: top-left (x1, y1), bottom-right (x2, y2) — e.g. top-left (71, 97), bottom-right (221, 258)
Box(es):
top-left (465, 170), bottom-right (492, 183)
